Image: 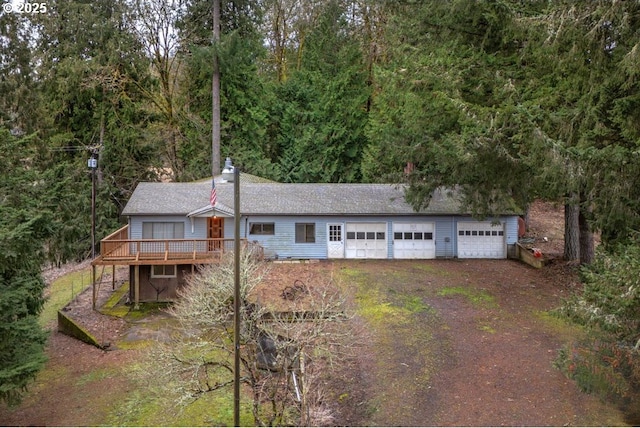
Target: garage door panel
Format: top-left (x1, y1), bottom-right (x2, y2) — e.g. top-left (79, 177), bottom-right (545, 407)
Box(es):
top-left (393, 223), bottom-right (436, 259)
top-left (457, 222), bottom-right (505, 259)
top-left (345, 223), bottom-right (387, 259)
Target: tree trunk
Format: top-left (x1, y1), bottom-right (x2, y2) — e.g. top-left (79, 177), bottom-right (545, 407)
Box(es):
top-left (211, 0), bottom-right (221, 177)
top-left (564, 203), bottom-right (580, 261)
top-left (579, 206), bottom-right (595, 265)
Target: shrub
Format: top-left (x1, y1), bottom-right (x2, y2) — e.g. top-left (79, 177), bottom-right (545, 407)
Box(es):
top-left (556, 242), bottom-right (640, 409)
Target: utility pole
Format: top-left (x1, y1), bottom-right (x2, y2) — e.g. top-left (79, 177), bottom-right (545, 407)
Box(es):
top-left (211, 0), bottom-right (234, 423)
top-left (233, 166), bottom-right (241, 427)
top-left (88, 151), bottom-right (98, 310)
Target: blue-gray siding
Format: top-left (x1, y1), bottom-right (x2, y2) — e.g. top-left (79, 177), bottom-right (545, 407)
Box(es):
top-left (129, 216), bottom-right (207, 240)
top-left (239, 216), bottom-right (333, 259)
top-left (435, 217), bottom-right (457, 258)
top-left (127, 214), bottom-right (519, 259)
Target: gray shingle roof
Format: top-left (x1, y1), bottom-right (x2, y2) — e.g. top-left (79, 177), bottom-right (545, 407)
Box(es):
top-left (121, 179), bottom-right (464, 216)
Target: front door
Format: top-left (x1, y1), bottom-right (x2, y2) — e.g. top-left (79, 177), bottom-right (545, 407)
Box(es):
top-left (208, 217), bottom-right (224, 250)
top-left (327, 223), bottom-right (344, 258)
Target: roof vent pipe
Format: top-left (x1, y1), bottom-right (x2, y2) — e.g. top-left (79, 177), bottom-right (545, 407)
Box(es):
top-left (222, 157), bottom-right (235, 182)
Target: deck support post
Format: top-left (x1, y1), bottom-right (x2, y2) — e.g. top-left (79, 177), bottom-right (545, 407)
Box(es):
top-left (134, 265), bottom-right (140, 309)
top-left (91, 265), bottom-right (97, 310)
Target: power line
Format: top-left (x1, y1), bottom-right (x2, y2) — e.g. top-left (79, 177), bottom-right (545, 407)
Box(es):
top-left (48, 145), bottom-right (102, 153)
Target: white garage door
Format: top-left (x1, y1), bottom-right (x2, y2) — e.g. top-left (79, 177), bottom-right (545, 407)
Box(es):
top-left (345, 223), bottom-right (387, 259)
top-left (393, 223), bottom-right (436, 259)
top-left (457, 222), bottom-right (505, 259)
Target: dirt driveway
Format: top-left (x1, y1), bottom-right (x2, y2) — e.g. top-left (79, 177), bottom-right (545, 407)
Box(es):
top-left (0, 259), bottom-right (629, 426)
top-left (316, 259), bottom-right (626, 426)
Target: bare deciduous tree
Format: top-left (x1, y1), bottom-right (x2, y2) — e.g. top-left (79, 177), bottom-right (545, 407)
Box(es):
top-left (130, 0), bottom-right (187, 179)
top-left (143, 249), bottom-right (356, 426)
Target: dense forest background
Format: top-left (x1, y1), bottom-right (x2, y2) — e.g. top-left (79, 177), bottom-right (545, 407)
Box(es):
top-left (1, 0), bottom-right (639, 410)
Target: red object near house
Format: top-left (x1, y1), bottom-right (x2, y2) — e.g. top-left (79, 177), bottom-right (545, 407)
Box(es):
top-left (518, 216), bottom-right (526, 238)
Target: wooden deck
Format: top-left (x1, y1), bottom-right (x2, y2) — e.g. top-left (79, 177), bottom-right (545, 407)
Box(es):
top-left (92, 225), bottom-right (262, 266)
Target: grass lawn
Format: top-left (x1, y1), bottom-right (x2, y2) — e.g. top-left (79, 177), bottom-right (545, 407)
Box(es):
top-left (40, 268), bottom-right (95, 327)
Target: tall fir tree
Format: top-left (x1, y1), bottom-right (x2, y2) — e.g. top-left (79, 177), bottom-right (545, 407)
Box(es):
top-left (272, 0), bottom-right (371, 182)
top-left (34, 0), bottom-right (157, 263)
top-left (0, 130), bottom-right (49, 405)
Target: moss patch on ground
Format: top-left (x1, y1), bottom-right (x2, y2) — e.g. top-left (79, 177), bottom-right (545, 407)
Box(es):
top-left (436, 285), bottom-right (497, 307)
top-left (124, 302), bottom-right (171, 320)
top-left (75, 368), bottom-right (117, 386)
top-left (99, 283), bottom-right (130, 317)
top-left (388, 289), bottom-right (433, 314)
top-left (107, 384), bottom-right (255, 427)
top-left (356, 288), bottom-right (411, 325)
top-left (338, 262), bottom-right (442, 426)
top-left (535, 310), bottom-right (587, 341)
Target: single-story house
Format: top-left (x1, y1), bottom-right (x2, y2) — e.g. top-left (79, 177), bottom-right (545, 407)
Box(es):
top-left (92, 163), bottom-right (519, 304)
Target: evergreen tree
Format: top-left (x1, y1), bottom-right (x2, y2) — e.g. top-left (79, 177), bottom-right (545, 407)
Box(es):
top-left (0, 11), bottom-right (41, 135)
top-left (366, 0), bottom-right (640, 260)
top-left (365, 0), bottom-right (536, 216)
top-left (34, 0), bottom-right (157, 263)
top-left (517, 0), bottom-right (640, 257)
top-left (0, 130), bottom-right (49, 405)
top-left (177, 0), bottom-right (278, 180)
top-left (272, 0), bottom-right (371, 182)
top-left (179, 29), bottom-right (276, 180)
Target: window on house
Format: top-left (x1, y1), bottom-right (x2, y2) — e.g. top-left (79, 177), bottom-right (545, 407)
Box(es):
top-left (328, 225), bottom-right (342, 242)
top-left (295, 223), bottom-right (315, 243)
top-left (142, 222), bottom-right (185, 239)
top-left (151, 265), bottom-right (176, 278)
top-left (249, 223), bottom-right (275, 235)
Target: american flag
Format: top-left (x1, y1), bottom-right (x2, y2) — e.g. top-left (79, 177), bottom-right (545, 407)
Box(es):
top-left (210, 178), bottom-right (217, 206)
